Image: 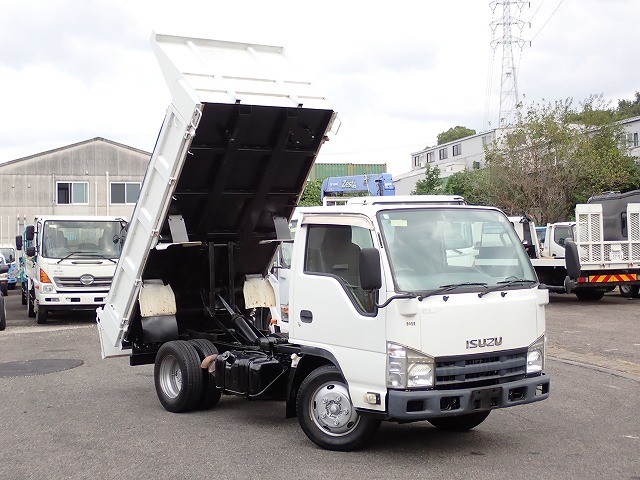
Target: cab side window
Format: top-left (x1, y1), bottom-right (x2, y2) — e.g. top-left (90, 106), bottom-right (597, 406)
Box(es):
top-left (304, 224), bottom-right (375, 313)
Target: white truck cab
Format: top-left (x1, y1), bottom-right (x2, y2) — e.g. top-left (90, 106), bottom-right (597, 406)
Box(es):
top-left (23, 215), bottom-right (127, 324)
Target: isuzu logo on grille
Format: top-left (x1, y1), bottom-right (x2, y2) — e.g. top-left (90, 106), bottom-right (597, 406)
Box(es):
top-left (466, 337), bottom-right (503, 349)
top-left (80, 274), bottom-right (95, 286)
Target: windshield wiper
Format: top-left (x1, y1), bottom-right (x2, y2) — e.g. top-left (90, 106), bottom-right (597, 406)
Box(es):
top-left (478, 278), bottom-right (538, 298)
top-left (57, 252), bottom-right (117, 264)
top-left (418, 282), bottom-right (488, 300)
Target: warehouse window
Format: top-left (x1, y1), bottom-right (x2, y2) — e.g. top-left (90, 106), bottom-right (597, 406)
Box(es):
top-left (426, 152), bottom-right (435, 163)
top-left (57, 182), bottom-right (88, 205)
top-left (110, 182), bottom-right (141, 204)
top-left (452, 143), bottom-right (462, 156)
top-left (439, 148), bottom-right (448, 160)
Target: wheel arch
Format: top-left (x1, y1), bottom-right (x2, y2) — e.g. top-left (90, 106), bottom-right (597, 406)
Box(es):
top-left (285, 346), bottom-right (343, 419)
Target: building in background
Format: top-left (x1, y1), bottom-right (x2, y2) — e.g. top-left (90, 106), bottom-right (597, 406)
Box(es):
top-left (394, 117), bottom-right (640, 196)
top-left (0, 138), bottom-right (150, 243)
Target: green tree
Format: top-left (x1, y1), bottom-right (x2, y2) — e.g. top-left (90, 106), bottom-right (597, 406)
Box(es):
top-left (616, 91), bottom-right (640, 120)
top-left (484, 98), bottom-right (639, 224)
top-left (412, 164), bottom-right (441, 194)
top-left (299, 179), bottom-right (322, 206)
top-left (437, 126), bottom-right (477, 145)
top-left (442, 170), bottom-right (491, 205)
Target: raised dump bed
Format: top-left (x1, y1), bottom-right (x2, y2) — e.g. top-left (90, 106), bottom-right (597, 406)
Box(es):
top-left (97, 32), bottom-right (336, 358)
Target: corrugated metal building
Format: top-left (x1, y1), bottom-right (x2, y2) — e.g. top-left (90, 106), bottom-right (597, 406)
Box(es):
top-left (308, 163), bottom-right (387, 181)
top-left (0, 138), bottom-right (150, 243)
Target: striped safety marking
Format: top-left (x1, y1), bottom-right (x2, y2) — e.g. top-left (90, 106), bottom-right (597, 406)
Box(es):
top-left (577, 273), bottom-right (638, 283)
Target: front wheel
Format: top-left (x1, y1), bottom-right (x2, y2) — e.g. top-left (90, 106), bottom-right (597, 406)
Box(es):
top-left (428, 411), bottom-right (490, 431)
top-left (296, 365), bottom-right (380, 451)
top-left (28, 288), bottom-right (35, 317)
top-left (36, 304), bottom-right (48, 324)
top-left (0, 295), bottom-right (6, 331)
top-left (154, 340), bottom-right (203, 413)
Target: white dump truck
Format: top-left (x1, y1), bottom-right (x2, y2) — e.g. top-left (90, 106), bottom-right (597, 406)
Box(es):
top-left (20, 215), bottom-right (127, 323)
top-left (97, 32), bottom-right (550, 451)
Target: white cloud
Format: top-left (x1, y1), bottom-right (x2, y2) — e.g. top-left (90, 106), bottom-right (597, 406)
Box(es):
top-left (0, 0), bottom-right (638, 176)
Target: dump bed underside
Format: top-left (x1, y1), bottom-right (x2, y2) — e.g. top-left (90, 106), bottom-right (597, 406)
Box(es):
top-left (97, 33), bottom-right (335, 357)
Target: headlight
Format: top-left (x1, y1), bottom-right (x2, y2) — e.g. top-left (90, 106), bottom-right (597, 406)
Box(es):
top-left (387, 342), bottom-right (434, 389)
top-left (527, 335), bottom-right (545, 374)
top-left (41, 284), bottom-right (55, 294)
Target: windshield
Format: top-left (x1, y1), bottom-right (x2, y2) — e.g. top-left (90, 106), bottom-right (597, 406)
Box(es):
top-left (0, 247), bottom-right (15, 263)
top-left (41, 220), bottom-right (125, 259)
top-left (379, 208), bottom-right (538, 294)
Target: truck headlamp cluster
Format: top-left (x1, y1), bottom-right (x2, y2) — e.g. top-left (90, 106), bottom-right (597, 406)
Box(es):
top-left (41, 284), bottom-right (55, 294)
top-left (387, 342), bottom-right (434, 389)
top-left (527, 335), bottom-right (545, 374)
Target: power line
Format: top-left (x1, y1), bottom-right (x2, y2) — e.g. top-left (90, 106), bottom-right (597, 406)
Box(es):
top-left (531, 0), bottom-right (564, 42)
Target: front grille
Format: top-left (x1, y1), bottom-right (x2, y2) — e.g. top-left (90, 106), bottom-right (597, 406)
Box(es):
top-left (435, 348), bottom-right (527, 390)
top-left (54, 276), bottom-right (113, 289)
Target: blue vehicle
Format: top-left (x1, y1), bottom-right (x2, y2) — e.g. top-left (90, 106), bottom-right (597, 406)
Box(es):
top-left (0, 244), bottom-right (17, 296)
top-left (320, 173), bottom-right (395, 205)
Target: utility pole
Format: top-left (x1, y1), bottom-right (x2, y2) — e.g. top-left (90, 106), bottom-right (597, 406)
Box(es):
top-left (490, 0), bottom-right (530, 127)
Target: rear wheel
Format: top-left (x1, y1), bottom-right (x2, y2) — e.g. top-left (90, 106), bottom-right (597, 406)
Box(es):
top-left (188, 339), bottom-right (222, 410)
top-left (575, 288), bottom-right (605, 301)
top-left (619, 284), bottom-right (640, 298)
top-left (428, 411), bottom-right (491, 431)
top-left (21, 282), bottom-right (27, 305)
top-left (154, 340), bottom-right (203, 413)
top-left (297, 365), bottom-right (380, 451)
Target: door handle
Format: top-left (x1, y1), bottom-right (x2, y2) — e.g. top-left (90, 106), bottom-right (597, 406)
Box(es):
top-left (300, 309), bottom-right (313, 323)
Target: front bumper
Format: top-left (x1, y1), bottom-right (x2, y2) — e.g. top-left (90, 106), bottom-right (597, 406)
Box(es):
top-left (38, 291), bottom-right (109, 310)
top-left (386, 374), bottom-right (550, 421)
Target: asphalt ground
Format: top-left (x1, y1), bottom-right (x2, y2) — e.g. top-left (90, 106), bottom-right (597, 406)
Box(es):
top-left (0, 287), bottom-right (638, 479)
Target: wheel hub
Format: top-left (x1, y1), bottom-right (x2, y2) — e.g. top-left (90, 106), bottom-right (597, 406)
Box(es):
top-left (311, 383), bottom-right (359, 435)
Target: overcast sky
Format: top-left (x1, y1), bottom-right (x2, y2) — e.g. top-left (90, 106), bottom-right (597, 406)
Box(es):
top-left (0, 0), bottom-right (638, 175)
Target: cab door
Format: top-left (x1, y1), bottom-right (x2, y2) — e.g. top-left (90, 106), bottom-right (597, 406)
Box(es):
top-left (289, 216), bottom-right (387, 409)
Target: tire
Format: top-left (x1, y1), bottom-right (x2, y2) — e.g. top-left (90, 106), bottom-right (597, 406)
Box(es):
top-left (428, 411), bottom-right (491, 431)
top-left (0, 295), bottom-right (6, 331)
top-left (28, 288), bottom-right (35, 318)
top-left (619, 284), bottom-right (640, 298)
top-left (21, 282), bottom-right (27, 305)
top-left (36, 304), bottom-right (48, 324)
top-left (575, 288), bottom-right (605, 301)
top-left (154, 340), bottom-right (203, 413)
top-left (0, 285), bottom-right (6, 297)
top-left (188, 339), bottom-right (222, 410)
top-left (296, 365), bottom-right (381, 451)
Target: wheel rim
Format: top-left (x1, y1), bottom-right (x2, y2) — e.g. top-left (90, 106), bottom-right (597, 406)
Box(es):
top-left (309, 380), bottom-right (360, 436)
top-left (159, 354), bottom-right (182, 399)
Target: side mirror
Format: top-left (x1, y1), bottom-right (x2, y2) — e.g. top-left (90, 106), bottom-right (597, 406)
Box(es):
top-left (25, 225), bottom-right (35, 241)
top-left (564, 239), bottom-right (581, 280)
top-left (26, 246), bottom-right (36, 257)
top-left (16, 235), bottom-right (23, 251)
top-left (359, 248), bottom-right (382, 291)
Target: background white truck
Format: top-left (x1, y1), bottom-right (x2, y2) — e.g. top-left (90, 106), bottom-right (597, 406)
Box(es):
top-left (20, 215), bottom-right (127, 323)
top-left (97, 33), bottom-right (550, 451)
top-left (510, 201), bottom-right (640, 300)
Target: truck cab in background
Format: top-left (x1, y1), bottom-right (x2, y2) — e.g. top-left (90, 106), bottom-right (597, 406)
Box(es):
top-left (20, 216), bottom-right (127, 324)
top-left (0, 244), bottom-right (17, 296)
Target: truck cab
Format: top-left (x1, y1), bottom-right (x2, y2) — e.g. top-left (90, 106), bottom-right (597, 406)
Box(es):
top-left (23, 216), bottom-right (127, 323)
